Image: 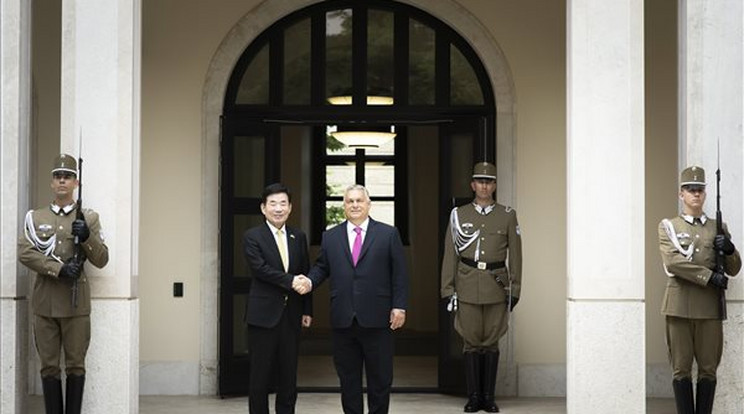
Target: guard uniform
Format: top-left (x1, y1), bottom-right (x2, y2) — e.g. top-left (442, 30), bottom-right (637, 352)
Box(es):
top-left (658, 166), bottom-right (741, 414)
top-left (441, 201), bottom-right (522, 349)
top-left (441, 161), bottom-right (522, 413)
top-left (17, 154), bottom-right (108, 414)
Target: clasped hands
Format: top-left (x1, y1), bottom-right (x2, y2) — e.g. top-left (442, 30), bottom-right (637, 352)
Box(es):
top-left (292, 275), bottom-right (313, 295)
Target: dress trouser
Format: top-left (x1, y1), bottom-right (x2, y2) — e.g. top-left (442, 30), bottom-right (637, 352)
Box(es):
top-left (34, 315), bottom-right (91, 378)
top-left (665, 316), bottom-right (722, 381)
top-left (455, 302), bottom-right (507, 352)
top-left (248, 310), bottom-right (300, 414)
top-left (332, 320), bottom-right (393, 414)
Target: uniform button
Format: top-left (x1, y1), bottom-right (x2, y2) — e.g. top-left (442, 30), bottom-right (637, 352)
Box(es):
top-left (696, 248), bottom-right (700, 252)
top-left (57, 241), bottom-right (62, 244)
top-left (481, 237), bottom-right (485, 240)
top-left (481, 251), bottom-right (485, 254)
top-left (59, 226), bottom-right (63, 230)
top-left (695, 235), bottom-right (699, 238)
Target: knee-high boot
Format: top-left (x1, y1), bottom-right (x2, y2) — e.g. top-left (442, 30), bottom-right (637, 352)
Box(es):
top-left (481, 351), bottom-right (500, 413)
top-left (65, 374), bottom-right (85, 414)
top-left (463, 352), bottom-right (481, 412)
top-left (695, 378), bottom-right (716, 414)
top-left (41, 376), bottom-right (63, 414)
top-left (671, 378), bottom-right (694, 414)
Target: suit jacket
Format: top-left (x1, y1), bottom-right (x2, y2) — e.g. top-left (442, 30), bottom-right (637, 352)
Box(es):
top-left (658, 215), bottom-right (741, 319)
top-left (243, 223), bottom-right (312, 328)
top-left (18, 204), bottom-right (109, 317)
top-left (308, 218), bottom-right (408, 329)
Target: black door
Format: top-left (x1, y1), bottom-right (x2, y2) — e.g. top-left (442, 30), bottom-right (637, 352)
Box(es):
top-left (219, 119), bottom-right (280, 396)
top-left (437, 116), bottom-right (492, 395)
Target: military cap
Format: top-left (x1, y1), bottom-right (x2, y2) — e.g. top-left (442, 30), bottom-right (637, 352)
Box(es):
top-left (472, 162), bottom-right (497, 180)
top-left (51, 153), bottom-right (78, 176)
top-left (680, 165), bottom-right (706, 188)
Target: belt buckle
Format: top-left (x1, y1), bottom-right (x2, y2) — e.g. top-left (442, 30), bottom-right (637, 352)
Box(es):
top-left (477, 261), bottom-right (487, 270)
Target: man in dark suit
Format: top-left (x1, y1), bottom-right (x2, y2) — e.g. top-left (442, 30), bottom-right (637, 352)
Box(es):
top-left (294, 184), bottom-right (408, 414)
top-left (243, 183), bottom-right (313, 414)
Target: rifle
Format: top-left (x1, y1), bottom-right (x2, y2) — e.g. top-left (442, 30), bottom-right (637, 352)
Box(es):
top-left (72, 133), bottom-right (84, 307)
top-left (715, 142), bottom-right (727, 320)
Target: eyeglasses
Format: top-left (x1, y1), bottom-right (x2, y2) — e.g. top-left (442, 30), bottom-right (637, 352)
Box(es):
top-left (52, 172), bottom-right (76, 180)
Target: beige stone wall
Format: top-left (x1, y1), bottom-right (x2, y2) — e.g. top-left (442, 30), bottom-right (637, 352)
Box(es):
top-left (140, 0), bottom-right (263, 363)
top-left (457, 0), bottom-right (568, 365)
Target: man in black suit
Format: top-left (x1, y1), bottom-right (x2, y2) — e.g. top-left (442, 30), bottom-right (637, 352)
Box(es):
top-left (294, 184), bottom-right (409, 414)
top-left (243, 183), bottom-right (313, 414)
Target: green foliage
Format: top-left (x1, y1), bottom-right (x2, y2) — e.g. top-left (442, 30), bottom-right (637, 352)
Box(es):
top-left (326, 134), bottom-right (346, 152)
top-left (325, 183), bottom-right (346, 227)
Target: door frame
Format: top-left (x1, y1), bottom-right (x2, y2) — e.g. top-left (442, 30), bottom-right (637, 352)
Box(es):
top-left (218, 119), bottom-right (281, 396)
top-left (218, 115), bottom-right (492, 395)
top-left (437, 116), bottom-right (493, 395)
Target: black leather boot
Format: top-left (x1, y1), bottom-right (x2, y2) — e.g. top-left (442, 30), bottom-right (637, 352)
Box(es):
top-left (481, 351), bottom-right (500, 413)
top-left (65, 374), bottom-right (85, 414)
top-left (41, 376), bottom-right (63, 414)
top-left (672, 377), bottom-right (694, 414)
top-left (696, 378), bottom-right (716, 414)
top-left (463, 352), bottom-right (481, 412)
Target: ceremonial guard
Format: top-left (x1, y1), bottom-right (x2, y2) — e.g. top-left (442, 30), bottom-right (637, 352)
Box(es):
top-left (658, 166), bottom-right (741, 414)
top-left (18, 154), bottom-right (109, 414)
top-left (441, 162), bottom-right (522, 413)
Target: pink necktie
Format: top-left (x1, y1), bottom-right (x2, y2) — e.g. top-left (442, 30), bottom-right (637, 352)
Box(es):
top-left (352, 227), bottom-right (362, 267)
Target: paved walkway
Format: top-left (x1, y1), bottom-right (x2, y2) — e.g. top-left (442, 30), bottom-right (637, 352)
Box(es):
top-left (28, 394), bottom-right (675, 413)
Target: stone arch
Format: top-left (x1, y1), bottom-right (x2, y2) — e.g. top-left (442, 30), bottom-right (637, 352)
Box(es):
top-left (198, 0), bottom-right (517, 393)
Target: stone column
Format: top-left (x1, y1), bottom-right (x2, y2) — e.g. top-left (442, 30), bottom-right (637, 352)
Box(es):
top-left (566, 0), bottom-right (645, 412)
top-left (679, 0), bottom-right (744, 411)
top-left (60, 0), bottom-right (141, 412)
top-left (0, 0), bottom-right (31, 413)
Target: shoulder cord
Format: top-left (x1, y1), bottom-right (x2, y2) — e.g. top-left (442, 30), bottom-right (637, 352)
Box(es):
top-left (450, 207), bottom-right (481, 260)
top-left (23, 210), bottom-right (63, 263)
top-left (660, 218), bottom-right (693, 277)
top-left (447, 207), bottom-right (478, 313)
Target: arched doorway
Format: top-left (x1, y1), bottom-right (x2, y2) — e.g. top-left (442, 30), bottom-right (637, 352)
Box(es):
top-left (214, 0), bottom-right (506, 396)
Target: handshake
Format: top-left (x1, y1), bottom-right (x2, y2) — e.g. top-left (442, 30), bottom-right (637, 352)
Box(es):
top-left (292, 275), bottom-right (313, 295)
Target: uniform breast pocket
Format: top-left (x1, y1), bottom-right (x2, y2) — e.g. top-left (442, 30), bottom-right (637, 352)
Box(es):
top-left (490, 227), bottom-right (508, 240)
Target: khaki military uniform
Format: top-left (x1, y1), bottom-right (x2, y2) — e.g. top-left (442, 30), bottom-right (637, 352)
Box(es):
top-left (658, 214), bottom-right (741, 380)
top-left (18, 203), bottom-right (108, 377)
top-left (441, 202), bottom-right (522, 351)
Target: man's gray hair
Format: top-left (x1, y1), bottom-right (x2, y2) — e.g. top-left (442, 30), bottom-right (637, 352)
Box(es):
top-left (344, 184), bottom-right (371, 201)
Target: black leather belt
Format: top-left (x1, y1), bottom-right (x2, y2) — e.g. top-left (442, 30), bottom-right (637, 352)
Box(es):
top-left (460, 258), bottom-right (505, 270)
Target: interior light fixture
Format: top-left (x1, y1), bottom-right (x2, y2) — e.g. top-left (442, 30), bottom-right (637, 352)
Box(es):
top-left (329, 125), bottom-right (396, 149)
top-left (326, 95), bottom-right (394, 106)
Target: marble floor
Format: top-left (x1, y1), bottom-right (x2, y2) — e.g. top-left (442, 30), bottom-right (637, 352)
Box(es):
top-left (27, 394), bottom-right (676, 413)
